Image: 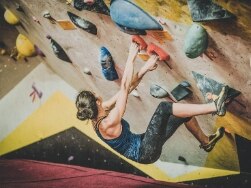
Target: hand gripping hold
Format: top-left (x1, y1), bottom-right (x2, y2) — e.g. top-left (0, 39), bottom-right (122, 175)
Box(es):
top-left (132, 35), bottom-right (147, 51)
top-left (147, 43), bottom-right (170, 61)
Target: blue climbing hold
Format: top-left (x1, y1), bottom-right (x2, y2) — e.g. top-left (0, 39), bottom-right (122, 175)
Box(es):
top-left (110, 0), bottom-right (162, 31)
top-left (99, 47), bottom-right (119, 81)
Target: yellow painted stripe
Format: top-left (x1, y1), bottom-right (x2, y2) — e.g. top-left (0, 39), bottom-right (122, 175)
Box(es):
top-left (172, 167), bottom-right (239, 182)
top-left (0, 91), bottom-right (239, 182)
top-left (215, 112), bottom-right (251, 140)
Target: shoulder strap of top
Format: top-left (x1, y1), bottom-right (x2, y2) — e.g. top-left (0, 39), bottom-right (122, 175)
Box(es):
top-left (94, 116), bottom-right (107, 131)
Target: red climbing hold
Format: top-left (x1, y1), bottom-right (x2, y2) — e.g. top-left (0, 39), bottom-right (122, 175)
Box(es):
top-left (147, 43), bottom-right (170, 61)
top-left (132, 35), bottom-right (147, 50)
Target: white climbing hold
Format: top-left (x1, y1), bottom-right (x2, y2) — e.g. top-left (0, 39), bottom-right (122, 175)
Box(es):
top-left (83, 67), bottom-right (92, 75)
top-left (68, 156), bottom-right (74, 161)
top-left (131, 90), bottom-right (140, 98)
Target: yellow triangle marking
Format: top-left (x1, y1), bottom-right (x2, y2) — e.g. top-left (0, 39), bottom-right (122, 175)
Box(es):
top-left (0, 91), bottom-right (80, 155)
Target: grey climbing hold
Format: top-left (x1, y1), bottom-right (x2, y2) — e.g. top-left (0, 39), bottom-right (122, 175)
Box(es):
top-left (192, 71), bottom-right (241, 102)
top-left (183, 24), bottom-right (208, 59)
top-left (131, 90), bottom-right (140, 98)
top-left (150, 84), bottom-right (169, 99)
top-left (187, 0), bottom-right (235, 22)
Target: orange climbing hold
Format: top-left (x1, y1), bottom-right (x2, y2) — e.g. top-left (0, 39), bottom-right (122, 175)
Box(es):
top-left (147, 43), bottom-right (170, 61)
top-left (132, 35), bottom-right (147, 50)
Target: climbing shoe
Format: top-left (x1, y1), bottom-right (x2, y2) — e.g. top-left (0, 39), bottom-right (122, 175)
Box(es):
top-left (213, 85), bottom-right (229, 116)
top-left (200, 127), bottom-right (225, 152)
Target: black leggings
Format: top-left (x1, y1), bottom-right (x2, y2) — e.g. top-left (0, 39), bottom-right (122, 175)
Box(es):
top-left (138, 102), bottom-right (191, 164)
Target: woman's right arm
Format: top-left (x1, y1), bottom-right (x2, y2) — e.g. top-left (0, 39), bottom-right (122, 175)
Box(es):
top-left (102, 43), bottom-right (139, 132)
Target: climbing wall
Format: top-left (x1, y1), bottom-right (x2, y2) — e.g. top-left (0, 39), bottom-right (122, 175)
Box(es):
top-left (0, 0), bottom-right (251, 187)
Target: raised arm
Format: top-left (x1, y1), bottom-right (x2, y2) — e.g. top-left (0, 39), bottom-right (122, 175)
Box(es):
top-left (102, 55), bottom-right (158, 111)
top-left (104, 43), bottom-right (138, 127)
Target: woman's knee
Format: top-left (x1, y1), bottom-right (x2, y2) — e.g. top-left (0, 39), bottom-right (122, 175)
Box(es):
top-left (157, 101), bottom-right (173, 114)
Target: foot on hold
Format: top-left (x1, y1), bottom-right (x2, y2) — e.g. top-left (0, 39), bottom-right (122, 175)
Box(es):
top-left (147, 43), bottom-right (170, 61)
top-left (132, 35), bottom-right (147, 51)
top-left (213, 85), bottom-right (229, 116)
top-left (200, 127), bottom-right (225, 152)
top-left (99, 47), bottom-right (119, 81)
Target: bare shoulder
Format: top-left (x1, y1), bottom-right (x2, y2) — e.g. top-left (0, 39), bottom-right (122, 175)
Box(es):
top-left (99, 118), bottom-right (122, 139)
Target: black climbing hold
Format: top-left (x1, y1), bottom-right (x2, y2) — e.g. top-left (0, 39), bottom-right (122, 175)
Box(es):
top-left (73, 0), bottom-right (110, 15)
top-left (47, 35), bottom-right (72, 63)
top-left (187, 0), bottom-right (235, 22)
top-left (171, 82), bottom-right (193, 101)
top-left (150, 84), bottom-right (169, 99)
top-left (67, 11), bottom-right (97, 35)
top-left (179, 81), bottom-right (191, 88)
top-left (192, 71), bottom-right (241, 103)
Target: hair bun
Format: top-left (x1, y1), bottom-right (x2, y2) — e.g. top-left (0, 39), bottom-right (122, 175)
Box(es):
top-left (77, 108), bottom-right (94, 120)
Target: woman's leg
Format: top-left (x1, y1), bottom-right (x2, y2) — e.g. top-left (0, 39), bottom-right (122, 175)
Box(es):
top-left (185, 117), bottom-right (225, 152)
top-left (172, 103), bottom-right (216, 118)
top-left (173, 85), bottom-right (229, 117)
top-left (184, 117), bottom-right (209, 145)
top-left (138, 102), bottom-right (191, 164)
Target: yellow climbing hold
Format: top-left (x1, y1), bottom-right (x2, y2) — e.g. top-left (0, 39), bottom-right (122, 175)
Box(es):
top-left (16, 34), bottom-right (35, 57)
top-left (4, 9), bottom-right (20, 25)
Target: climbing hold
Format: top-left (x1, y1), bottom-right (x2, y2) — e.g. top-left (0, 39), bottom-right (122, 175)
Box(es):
top-left (73, 0), bottom-right (110, 15)
top-left (171, 82), bottom-right (193, 101)
top-left (4, 9), bottom-right (20, 25)
top-left (0, 42), bottom-right (6, 55)
top-left (132, 35), bottom-right (147, 51)
top-left (147, 43), bottom-right (170, 61)
top-left (99, 47), bottom-right (118, 81)
top-left (42, 10), bottom-right (56, 24)
top-left (34, 45), bottom-right (46, 57)
top-left (16, 34), bottom-right (35, 57)
top-left (32, 16), bottom-right (41, 24)
top-left (179, 81), bottom-right (191, 88)
top-left (115, 22), bottom-right (146, 35)
top-left (46, 35), bottom-right (72, 63)
top-left (67, 156), bottom-right (74, 161)
top-left (110, 0), bottom-right (162, 31)
top-left (67, 11), bottom-right (97, 35)
top-left (183, 24), bottom-right (208, 59)
top-left (150, 84), bottom-right (169, 99)
top-left (16, 4), bottom-right (24, 12)
top-left (131, 90), bottom-right (140, 98)
top-left (187, 0), bottom-right (235, 22)
top-left (192, 71), bottom-right (241, 103)
top-left (83, 67), bottom-right (92, 75)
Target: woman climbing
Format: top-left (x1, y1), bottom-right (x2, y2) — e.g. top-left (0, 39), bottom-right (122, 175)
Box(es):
top-left (76, 37), bottom-right (229, 164)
